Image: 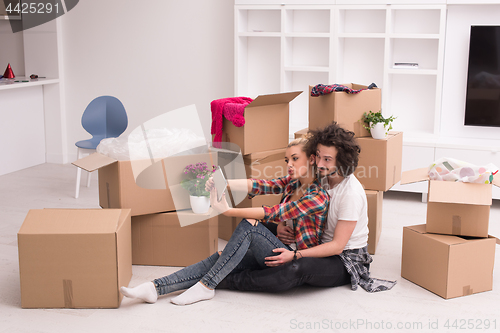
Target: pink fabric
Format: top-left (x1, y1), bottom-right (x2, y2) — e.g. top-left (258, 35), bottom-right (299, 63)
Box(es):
top-left (211, 97), bottom-right (253, 145)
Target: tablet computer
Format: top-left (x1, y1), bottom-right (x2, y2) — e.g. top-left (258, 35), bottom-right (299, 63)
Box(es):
top-left (212, 166), bottom-right (228, 202)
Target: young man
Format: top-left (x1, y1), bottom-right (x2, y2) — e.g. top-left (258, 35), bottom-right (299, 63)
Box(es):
top-left (217, 122), bottom-right (396, 293)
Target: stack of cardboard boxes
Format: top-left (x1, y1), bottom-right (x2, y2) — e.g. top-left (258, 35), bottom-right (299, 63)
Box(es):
top-left (400, 168), bottom-right (499, 299)
top-left (217, 91), bottom-right (302, 240)
top-left (72, 148), bottom-right (220, 268)
top-left (297, 83), bottom-right (403, 254)
top-left (18, 145), bottom-right (220, 308)
top-left (16, 90), bottom-right (301, 308)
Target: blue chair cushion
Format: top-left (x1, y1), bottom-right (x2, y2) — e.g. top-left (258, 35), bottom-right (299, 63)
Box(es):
top-left (75, 135), bottom-right (106, 149)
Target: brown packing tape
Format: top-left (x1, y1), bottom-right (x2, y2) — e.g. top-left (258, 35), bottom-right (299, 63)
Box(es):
top-left (452, 216), bottom-right (461, 235)
top-left (463, 285), bottom-right (473, 296)
top-left (63, 279), bottom-right (73, 308)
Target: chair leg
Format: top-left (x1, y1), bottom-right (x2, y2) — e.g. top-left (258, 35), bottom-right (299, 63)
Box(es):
top-left (86, 170), bottom-right (92, 187)
top-left (75, 148), bottom-right (82, 199)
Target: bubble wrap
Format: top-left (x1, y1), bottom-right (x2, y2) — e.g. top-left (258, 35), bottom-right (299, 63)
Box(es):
top-left (96, 128), bottom-right (207, 161)
top-left (428, 157), bottom-right (498, 184)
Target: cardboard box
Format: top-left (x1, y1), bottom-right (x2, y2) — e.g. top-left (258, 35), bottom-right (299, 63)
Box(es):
top-left (219, 148), bottom-right (287, 240)
top-left (73, 151), bottom-right (216, 216)
top-left (401, 224), bottom-right (497, 299)
top-left (401, 167), bottom-right (500, 238)
top-left (294, 128), bottom-right (308, 139)
top-left (220, 91), bottom-right (301, 155)
top-left (218, 214), bottom-right (239, 242)
top-left (132, 210), bottom-right (218, 267)
top-left (366, 190), bottom-right (383, 255)
top-left (308, 83), bottom-right (381, 137)
top-left (354, 131), bottom-right (403, 191)
top-left (243, 147), bottom-right (288, 180)
top-left (18, 209), bottom-right (132, 308)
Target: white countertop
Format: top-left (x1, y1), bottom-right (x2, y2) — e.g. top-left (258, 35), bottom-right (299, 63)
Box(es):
top-left (0, 77), bottom-right (59, 91)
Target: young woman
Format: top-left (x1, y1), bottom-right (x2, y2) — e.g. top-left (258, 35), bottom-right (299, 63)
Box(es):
top-left (120, 136), bottom-right (330, 305)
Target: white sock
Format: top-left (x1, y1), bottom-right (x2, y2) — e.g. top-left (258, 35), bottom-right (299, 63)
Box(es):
top-left (120, 282), bottom-right (158, 304)
top-left (170, 282), bottom-right (215, 306)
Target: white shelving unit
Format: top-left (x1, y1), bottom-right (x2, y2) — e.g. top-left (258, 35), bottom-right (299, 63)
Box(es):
top-left (234, 3), bottom-right (447, 140)
top-left (0, 18), bottom-right (65, 175)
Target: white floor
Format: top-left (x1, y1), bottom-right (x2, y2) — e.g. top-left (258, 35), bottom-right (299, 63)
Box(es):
top-left (1, 163), bottom-right (499, 333)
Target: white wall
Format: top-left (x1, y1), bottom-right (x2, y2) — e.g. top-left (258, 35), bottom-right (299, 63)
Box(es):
top-left (0, 20), bottom-right (24, 77)
top-left (440, 4), bottom-right (500, 141)
top-left (59, 0), bottom-right (234, 162)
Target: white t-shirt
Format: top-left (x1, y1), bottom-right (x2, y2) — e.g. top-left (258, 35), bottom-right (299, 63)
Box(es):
top-left (322, 174), bottom-right (368, 250)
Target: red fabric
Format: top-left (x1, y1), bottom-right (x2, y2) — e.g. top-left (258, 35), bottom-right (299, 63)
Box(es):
top-left (211, 97), bottom-right (253, 145)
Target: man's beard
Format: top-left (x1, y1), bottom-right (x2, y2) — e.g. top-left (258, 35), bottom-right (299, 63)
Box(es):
top-left (317, 167), bottom-right (337, 177)
top-left (316, 167), bottom-right (338, 190)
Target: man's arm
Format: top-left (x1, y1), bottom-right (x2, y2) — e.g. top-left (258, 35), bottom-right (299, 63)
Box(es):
top-left (264, 220), bottom-right (356, 266)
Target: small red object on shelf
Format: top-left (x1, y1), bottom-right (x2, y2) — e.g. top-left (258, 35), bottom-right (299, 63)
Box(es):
top-left (3, 63), bottom-right (15, 79)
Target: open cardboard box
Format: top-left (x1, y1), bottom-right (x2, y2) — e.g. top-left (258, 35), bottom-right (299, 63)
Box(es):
top-left (73, 150), bottom-right (217, 216)
top-left (401, 167), bottom-right (500, 237)
top-left (308, 83), bottom-right (380, 137)
top-left (243, 147), bottom-right (288, 180)
top-left (354, 131), bottom-right (403, 192)
top-left (220, 91), bottom-right (301, 155)
top-left (401, 224), bottom-right (498, 299)
top-left (18, 209), bottom-right (132, 308)
top-left (131, 210), bottom-right (218, 267)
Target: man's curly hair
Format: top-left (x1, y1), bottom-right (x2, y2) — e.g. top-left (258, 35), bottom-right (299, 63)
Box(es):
top-left (305, 122), bottom-right (361, 177)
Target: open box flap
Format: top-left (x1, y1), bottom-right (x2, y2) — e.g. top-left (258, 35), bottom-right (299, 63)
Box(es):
top-left (406, 224), bottom-right (427, 234)
top-left (72, 153), bottom-right (117, 172)
top-left (406, 224), bottom-right (469, 245)
top-left (429, 181), bottom-right (492, 205)
top-left (246, 91), bottom-right (302, 108)
top-left (400, 167), bottom-right (429, 185)
top-left (427, 233), bottom-right (470, 246)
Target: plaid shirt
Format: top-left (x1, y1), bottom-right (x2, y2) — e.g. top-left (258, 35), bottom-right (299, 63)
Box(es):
top-left (310, 83), bottom-right (377, 96)
top-left (339, 247), bottom-right (396, 293)
top-left (249, 176), bottom-right (329, 250)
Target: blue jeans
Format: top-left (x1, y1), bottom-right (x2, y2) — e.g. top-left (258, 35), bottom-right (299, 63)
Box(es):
top-left (153, 219), bottom-right (290, 295)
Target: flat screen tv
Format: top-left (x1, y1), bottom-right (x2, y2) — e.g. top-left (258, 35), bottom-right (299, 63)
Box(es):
top-left (464, 25), bottom-right (500, 127)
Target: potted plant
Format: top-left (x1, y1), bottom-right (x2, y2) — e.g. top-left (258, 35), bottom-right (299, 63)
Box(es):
top-left (361, 110), bottom-right (396, 140)
top-left (181, 162), bottom-right (216, 214)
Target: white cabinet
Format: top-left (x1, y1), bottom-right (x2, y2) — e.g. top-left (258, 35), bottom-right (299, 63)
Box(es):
top-left (0, 18), bottom-right (65, 174)
top-left (234, 4), bottom-right (447, 138)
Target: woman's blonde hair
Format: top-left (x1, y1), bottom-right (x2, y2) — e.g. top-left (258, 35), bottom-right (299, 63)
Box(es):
top-left (287, 131), bottom-right (313, 153)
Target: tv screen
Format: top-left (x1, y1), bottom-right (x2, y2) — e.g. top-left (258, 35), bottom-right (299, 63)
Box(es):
top-left (464, 25), bottom-right (500, 127)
